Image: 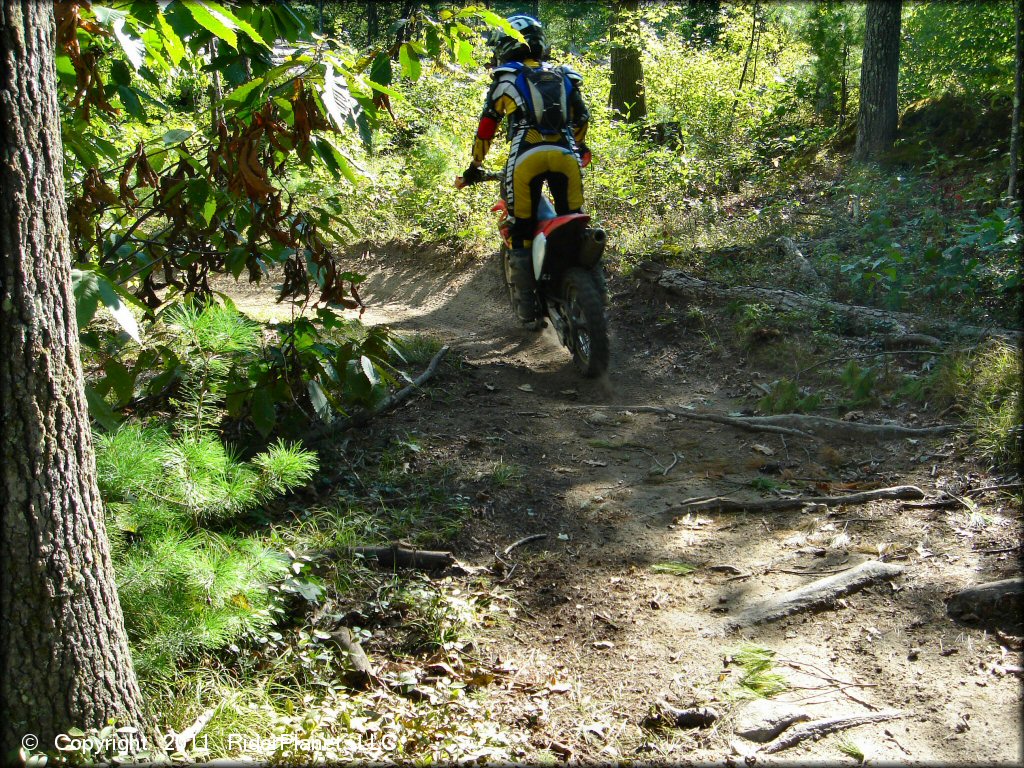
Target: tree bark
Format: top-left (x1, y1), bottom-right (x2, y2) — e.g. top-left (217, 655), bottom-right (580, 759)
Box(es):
top-left (1008, 0), bottom-right (1022, 201)
top-left (0, 1), bottom-right (150, 755)
top-left (609, 0), bottom-right (647, 123)
top-left (854, 0), bottom-right (902, 161)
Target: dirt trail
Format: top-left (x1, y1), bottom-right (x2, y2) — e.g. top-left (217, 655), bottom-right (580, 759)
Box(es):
top-left (231, 248), bottom-right (1022, 764)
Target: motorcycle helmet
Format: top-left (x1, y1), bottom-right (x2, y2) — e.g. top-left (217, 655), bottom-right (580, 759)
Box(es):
top-left (487, 14), bottom-right (547, 62)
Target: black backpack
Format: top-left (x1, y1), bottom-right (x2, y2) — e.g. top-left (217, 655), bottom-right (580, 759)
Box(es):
top-left (506, 63), bottom-right (572, 133)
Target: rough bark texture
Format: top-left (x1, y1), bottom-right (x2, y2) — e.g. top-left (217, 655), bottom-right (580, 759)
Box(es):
top-left (854, 0), bottom-right (902, 161)
top-left (0, 1), bottom-right (149, 755)
top-left (609, 0), bottom-right (647, 123)
top-left (1009, 0), bottom-right (1022, 201)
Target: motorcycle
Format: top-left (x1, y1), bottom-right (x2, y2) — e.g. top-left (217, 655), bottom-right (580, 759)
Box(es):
top-left (456, 170), bottom-right (610, 378)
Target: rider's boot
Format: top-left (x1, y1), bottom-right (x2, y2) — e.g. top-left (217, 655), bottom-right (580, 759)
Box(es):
top-left (508, 248), bottom-right (539, 323)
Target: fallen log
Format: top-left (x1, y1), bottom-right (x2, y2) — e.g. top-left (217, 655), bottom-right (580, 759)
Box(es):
top-left (726, 559), bottom-right (905, 630)
top-left (672, 485), bottom-right (926, 516)
top-left (578, 405), bottom-right (956, 441)
top-left (352, 544), bottom-right (457, 571)
top-left (328, 627), bottom-right (375, 689)
top-left (637, 261), bottom-right (1020, 341)
top-left (946, 578), bottom-right (1024, 633)
top-left (759, 709), bottom-right (907, 754)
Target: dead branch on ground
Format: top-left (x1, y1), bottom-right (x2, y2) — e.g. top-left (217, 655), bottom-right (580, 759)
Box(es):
top-left (671, 485), bottom-right (926, 515)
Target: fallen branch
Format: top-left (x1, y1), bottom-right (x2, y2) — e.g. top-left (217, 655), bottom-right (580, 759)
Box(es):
top-left (727, 559), bottom-right (905, 629)
top-left (778, 236), bottom-right (828, 294)
top-left (637, 261), bottom-right (1020, 341)
top-left (309, 345), bottom-right (450, 442)
top-left (351, 544), bottom-right (456, 571)
top-left (760, 710), bottom-right (907, 754)
top-left (328, 627), bottom-right (375, 689)
top-left (502, 533), bottom-right (547, 556)
top-left (171, 707), bottom-right (216, 752)
top-left (575, 404), bottom-right (956, 441)
top-left (671, 485), bottom-right (926, 515)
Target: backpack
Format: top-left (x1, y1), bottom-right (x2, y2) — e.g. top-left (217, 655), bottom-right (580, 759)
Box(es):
top-left (505, 62), bottom-right (573, 133)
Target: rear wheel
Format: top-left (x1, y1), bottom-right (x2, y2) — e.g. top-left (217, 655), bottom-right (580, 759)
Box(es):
top-left (562, 267), bottom-right (609, 377)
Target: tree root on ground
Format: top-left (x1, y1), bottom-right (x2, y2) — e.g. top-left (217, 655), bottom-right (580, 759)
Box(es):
top-left (726, 559), bottom-right (906, 629)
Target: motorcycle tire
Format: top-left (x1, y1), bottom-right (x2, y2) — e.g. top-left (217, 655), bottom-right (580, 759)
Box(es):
top-left (562, 267), bottom-right (609, 378)
top-left (501, 245), bottom-right (543, 332)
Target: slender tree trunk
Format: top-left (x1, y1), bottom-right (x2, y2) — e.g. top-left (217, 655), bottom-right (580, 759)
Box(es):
top-left (367, 0), bottom-right (378, 46)
top-left (0, 0), bottom-right (150, 756)
top-left (1008, 0), bottom-right (1022, 201)
top-left (209, 38), bottom-right (223, 132)
top-left (728, 1), bottom-right (760, 131)
top-left (609, 0), bottom-right (647, 123)
top-left (839, 35), bottom-right (850, 129)
top-left (854, 0), bottom-right (903, 161)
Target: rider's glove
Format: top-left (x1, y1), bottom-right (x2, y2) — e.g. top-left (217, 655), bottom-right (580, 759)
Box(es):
top-left (462, 164), bottom-right (485, 185)
top-left (578, 143), bottom-right (592, 168)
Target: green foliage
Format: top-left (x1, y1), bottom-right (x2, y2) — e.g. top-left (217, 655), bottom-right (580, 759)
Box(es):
top-left (958, 342), bottom-right (1023, 470)
top-left (839, 360), bottom-right (878, 408)
top-left (730, 301), bottom-right (807, 349)
top-left (758, 378), bottom-right (822, 415)
top-left (730, 645), bottom-right (790, 699)
top-left (650, 561), bottom-right (699, 576)
top-left (900, 2), bottom-right (1016, 104)
top-left (97, 422), bottom-right (317, 676)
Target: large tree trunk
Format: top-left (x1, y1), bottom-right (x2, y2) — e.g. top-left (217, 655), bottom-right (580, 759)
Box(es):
top-left (1009, 0), bottom-right (1022, 201)
top-left (0, 0), bottom-right (150, 755)
top-left (854, 0), bottom-right (902, 161)
top-left (609, 0), bottom-right (647, 123)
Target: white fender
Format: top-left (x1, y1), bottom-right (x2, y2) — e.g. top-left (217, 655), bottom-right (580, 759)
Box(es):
top-left (532, 233), bottom-right (547, 280)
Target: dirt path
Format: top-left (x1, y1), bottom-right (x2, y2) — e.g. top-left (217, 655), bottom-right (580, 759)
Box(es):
top-left (230, 248), bottom-right (1022, 764)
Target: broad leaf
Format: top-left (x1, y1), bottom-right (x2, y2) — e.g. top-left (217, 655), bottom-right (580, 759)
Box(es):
top-left (399, 43), bottom-right (421, 81)
top-left (113, 18), bottom-right (146, 70)
top-left (183, 0), bottom-right (238, 49)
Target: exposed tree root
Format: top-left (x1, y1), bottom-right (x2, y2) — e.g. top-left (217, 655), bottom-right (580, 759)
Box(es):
top-left (328, 627), bottom-right (375, 689)
top-left (726, 559), bottom-right (906, 629)
top-left (576, 404), bottom-right (956, 441)
top-left (759, 709), bottom-right (908, 754)
top-left (947, 578), bottom-right (1024, 633)
top-left (350, 544), bottom-right (457, 571)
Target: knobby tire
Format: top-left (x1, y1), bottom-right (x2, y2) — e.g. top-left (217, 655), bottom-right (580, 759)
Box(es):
top-left (563, 267), bottom-right (609, 378)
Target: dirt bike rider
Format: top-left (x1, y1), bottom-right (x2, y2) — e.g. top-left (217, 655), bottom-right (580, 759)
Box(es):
top-left (461, 14), bottom-right (592, 324)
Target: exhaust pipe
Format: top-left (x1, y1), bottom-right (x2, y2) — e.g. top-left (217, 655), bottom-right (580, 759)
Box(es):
top-left (579, 227), bottom-right (607, 267)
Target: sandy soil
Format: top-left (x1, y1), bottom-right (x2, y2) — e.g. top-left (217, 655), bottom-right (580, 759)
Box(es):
top-left (225, 245), bottom-right (1022, 765)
